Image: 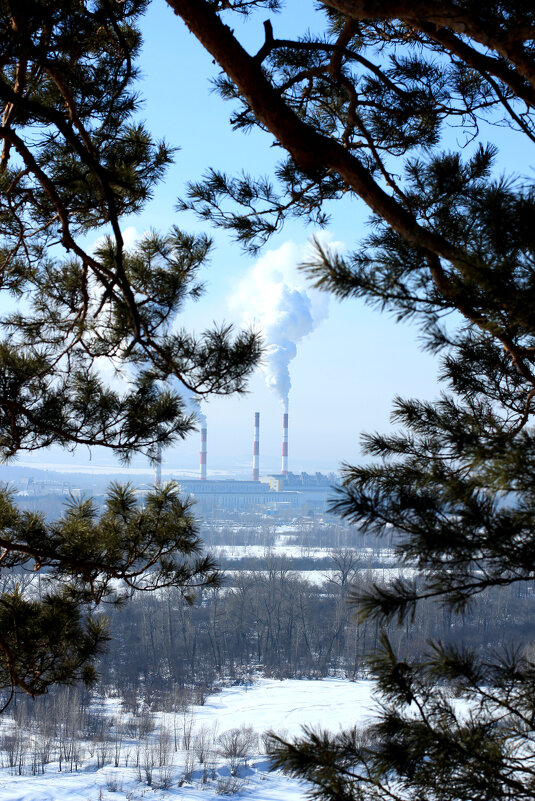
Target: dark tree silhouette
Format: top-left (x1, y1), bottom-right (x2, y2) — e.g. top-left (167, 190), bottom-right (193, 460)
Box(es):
top-left (0, 0), bottom-right (260, 703)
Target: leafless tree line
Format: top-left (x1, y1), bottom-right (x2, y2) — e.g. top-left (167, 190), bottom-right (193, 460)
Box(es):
top-left (94, 552), bottom-right (535, 700)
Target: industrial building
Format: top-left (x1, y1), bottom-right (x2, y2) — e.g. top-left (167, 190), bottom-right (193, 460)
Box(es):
top-left (160, 411), bottom-right (338, 515)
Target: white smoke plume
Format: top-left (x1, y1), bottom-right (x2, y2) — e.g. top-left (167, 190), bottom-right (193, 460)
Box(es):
top-left (231, 238), bottom-right (337, 410)
top-left (191, 397), bottom-right (207, 426)
top-left (176, 383), bottom-right (206, 425)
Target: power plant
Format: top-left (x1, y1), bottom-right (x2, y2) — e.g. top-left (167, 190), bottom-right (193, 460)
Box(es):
top-left (154, 410), bottom-right (338, 516)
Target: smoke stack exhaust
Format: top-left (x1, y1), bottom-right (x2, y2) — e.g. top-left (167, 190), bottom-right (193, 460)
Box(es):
top-left (154, 440), bottom-right (162, 488)
top-left (253, 412), bottom-right (260, 481)
top-left (281, 411), bottom-right (288, 476)
top-left (200, 424), bottom-right (207, 480)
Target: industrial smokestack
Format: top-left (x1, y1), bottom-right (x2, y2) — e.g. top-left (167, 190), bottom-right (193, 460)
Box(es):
top-left (281, 410), bottom-right (288, 476)
top-left (253, 412), bottom-right (260, 481)
top-left (200, 424), bottom-right (207, 480)
top-left (154, 440), bottom-right (162, 488)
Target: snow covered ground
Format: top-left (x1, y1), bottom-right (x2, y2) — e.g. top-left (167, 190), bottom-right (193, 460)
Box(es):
top-left (191, 677), bottom-right (376, 734)
top-left (211, 544), bottom-right (397, 562)
top-left (0, 678), bottom-right (376, 801)
top-left (223, 567), bottom-right (416, 586)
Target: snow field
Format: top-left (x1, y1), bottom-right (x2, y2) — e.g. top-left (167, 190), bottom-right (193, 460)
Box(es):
top-left (0, 678), bottom-right (376, 801)
top-left (222, 568), bottom-right (416, 586)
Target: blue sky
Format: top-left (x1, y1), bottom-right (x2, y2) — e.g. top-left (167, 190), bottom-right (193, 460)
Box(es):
top-left (17, 0), bottom-right (534, 479)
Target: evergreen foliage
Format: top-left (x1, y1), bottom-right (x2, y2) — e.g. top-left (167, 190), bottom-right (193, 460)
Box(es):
top-left (0, 0), bottom-right (260, 702)
top-left (167, 1), bottom-right (535, 797)
top-left (0, 482), bottom-right (217, 708)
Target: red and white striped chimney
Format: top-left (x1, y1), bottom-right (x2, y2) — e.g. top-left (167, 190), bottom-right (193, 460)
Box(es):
top-left (253, 412), bottom-right (260, 481)
top-left (281, 411), bottom-right (288, 476)
top-left (200, 424), bottom-right (207, 480)
top-left (154, 440), bottom-right (162, 488)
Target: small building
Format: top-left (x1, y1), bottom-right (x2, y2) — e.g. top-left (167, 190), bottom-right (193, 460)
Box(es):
top-left (261, 471), bottom-right (339, 512)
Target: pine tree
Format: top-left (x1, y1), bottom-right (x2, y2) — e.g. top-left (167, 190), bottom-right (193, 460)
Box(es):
top-left (0, 0), bottom-right (261, 704)
top-left (167, 2), bottom-right (535, 797)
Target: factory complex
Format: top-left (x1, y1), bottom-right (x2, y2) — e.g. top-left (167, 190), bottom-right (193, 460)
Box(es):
top-left (163, 411), bottom-right (338, 515)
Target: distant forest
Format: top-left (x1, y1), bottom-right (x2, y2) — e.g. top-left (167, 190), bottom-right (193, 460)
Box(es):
top-left (5, 503), bottom-right (535, 711)
top-left (98, 559), bottom-right (535, 703)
